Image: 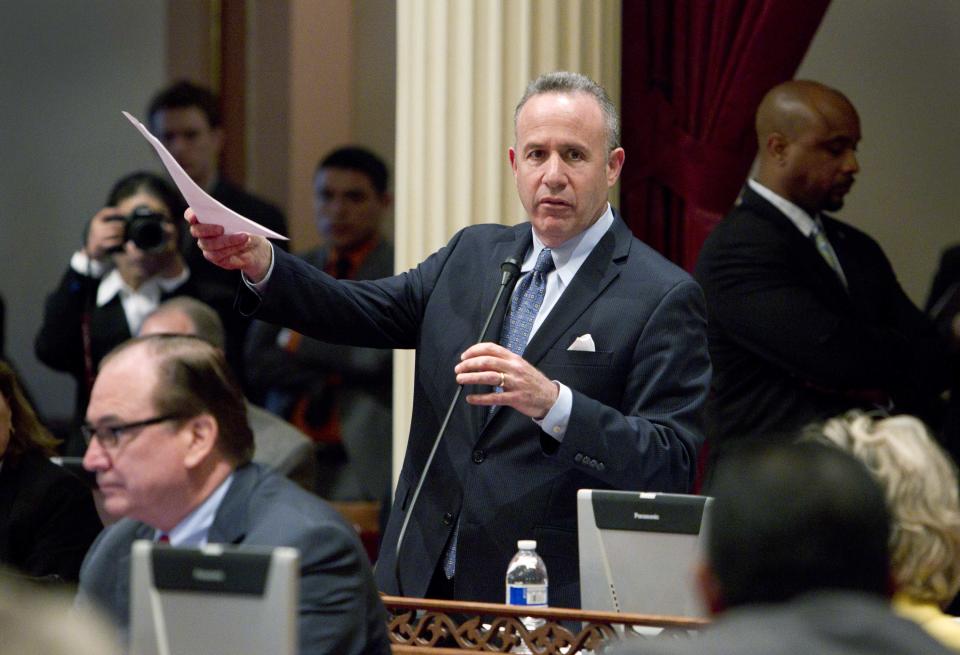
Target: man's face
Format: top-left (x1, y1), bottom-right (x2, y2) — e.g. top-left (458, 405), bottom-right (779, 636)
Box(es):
top-left (151, 106), bottom-right (222, 189)
top-left (83, 346), bottom-right (191, 527)
top-left (313, 168), bottom-right (387, 251)
top-left (510, 91), bottom-right (624, 248)
top-left (780, 97), bottom-right (861, 214)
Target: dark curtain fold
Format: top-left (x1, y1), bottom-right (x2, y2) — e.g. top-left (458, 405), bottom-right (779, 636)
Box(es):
top-left (620, 0), bottom-right (831, 270)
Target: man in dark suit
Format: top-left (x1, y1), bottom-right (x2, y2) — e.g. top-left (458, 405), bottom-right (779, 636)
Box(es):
top-left (605, 441), bottom-right (953, 655)
top-left (75, 335), bottom-right (389, 655)
top-left (245, 146), bottom-right (394, 503)
top-left (695, 80), bottom-right (947, 461)
top-left (188, 72), bottom-right (711, 608)
top-left (147, 81), bottom-right (289, 385)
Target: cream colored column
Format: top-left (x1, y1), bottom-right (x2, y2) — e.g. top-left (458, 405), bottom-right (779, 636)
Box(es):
top-left (392, 0), bottom-right (621, 490)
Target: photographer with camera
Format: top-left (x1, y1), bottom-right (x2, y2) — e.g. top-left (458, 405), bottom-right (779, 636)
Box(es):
top-left (35, 172), bottom-right (205, 455)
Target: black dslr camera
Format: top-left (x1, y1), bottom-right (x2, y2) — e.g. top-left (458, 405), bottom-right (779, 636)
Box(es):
top-left (106, 205), bottom-right (169, 252)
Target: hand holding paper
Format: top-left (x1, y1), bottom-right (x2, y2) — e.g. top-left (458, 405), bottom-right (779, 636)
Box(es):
top-left (122, 111), bottom-right (287, 241)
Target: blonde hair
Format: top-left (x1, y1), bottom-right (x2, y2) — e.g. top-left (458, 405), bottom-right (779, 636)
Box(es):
top-left (814, 411), bottom-right (960, 606)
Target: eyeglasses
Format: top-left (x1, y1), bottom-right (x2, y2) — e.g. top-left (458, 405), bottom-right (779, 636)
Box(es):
top-left (81, 414), bottom-right (185, 450)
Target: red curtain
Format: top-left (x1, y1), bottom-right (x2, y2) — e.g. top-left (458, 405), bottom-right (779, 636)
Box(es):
top-left (620, 0), bottom-right (831, 270)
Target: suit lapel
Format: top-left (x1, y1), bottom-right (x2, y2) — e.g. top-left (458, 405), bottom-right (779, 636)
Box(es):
top-left (742, 188), bottom-right (849, 301)
top-left (207, 465), bottom-right (256, 545)
top-left (522, 220), bottom-right (625, 366)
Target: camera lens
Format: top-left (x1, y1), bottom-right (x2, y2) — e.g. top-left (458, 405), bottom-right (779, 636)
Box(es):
top-left (125, 205), bottom-right (168, 252)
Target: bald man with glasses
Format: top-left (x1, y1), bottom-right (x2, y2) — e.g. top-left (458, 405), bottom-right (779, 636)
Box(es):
top-left (74, 334), bottom-right (390, 655)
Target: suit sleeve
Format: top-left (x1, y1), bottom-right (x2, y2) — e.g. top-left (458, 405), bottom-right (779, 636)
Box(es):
top-left (550, 278), bottom-right (710, 492)
top-left (238, 234), bottom-right (457, 351)
top-left (295, 519), bottom-right (389, 655)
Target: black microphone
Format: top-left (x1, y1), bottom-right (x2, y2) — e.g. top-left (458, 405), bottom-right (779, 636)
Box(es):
top-left (393, 256), bottom-right (522, 596)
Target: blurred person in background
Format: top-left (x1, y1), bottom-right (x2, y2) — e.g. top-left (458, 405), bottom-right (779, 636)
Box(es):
top-left (0, 360), bottom-right (101, 582)
top-left (34, 172), bottom-right (202, 454)
top-left (811, 411), bottom-right (960, 650)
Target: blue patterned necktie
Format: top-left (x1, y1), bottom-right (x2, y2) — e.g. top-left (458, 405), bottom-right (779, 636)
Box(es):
top-left (441, 248), bottom-right (555, 580)
top-left (501, 248), bottom-right (555, 356)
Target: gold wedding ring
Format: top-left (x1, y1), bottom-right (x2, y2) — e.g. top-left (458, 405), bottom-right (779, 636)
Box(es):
top-left (499, 372), bottom-right (506, 388)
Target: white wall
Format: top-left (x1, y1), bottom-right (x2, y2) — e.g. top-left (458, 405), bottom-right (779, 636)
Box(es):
top-left (0, 1), bottom-right (166, 419)
top-left (797, 0), bottom-right (960, 305)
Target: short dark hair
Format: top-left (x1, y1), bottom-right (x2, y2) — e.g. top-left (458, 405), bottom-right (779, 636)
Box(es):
top-left (316, 146), bottom-right (390, 195)
top-left (102, 335), bottom-right (253, 466)
top-left (514, 71), bottom-right (620, 153)
top-left (147, 80), bottom-right (221, 129)
top-left (105, 171), bottom-right (185, 240)
top-left (708, 441), bottom-right (891, 608)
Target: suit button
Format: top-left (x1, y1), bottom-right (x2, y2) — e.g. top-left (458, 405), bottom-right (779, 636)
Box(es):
top-left (442, 512), bottom-right (454, 525)
top-left (472, 449), bottom-right (485, 464)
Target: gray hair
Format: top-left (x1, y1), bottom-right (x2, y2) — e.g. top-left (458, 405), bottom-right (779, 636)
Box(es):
top-left (513, 71), bottom-right (620, 153)
top-left (810, 411), bottom-right (960, 606)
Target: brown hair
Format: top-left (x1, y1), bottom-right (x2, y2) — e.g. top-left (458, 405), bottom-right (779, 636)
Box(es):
top-left (101, 335), bottom-right (253, 465)
top-left (0, 360), bottom-right (60, 461)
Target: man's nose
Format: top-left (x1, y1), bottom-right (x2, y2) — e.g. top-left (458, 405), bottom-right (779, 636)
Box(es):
top-left (844, 150), bottom-right (860, 175)
top-left (543, 153), bottom-right (567, 188)
top-left (83, 438), bottom-right (109, 472)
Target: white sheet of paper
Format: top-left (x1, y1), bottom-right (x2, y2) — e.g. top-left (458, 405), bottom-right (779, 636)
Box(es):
top-left (122, 111), bottom-right (288, 241)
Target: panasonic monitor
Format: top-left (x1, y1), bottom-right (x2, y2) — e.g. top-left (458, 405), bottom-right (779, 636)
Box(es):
top-left (577, 489), bottom-right (712, 617)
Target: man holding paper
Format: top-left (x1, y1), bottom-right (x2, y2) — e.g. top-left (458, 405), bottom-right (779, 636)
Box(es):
top-left (186, 72), bottom-right (711, 607)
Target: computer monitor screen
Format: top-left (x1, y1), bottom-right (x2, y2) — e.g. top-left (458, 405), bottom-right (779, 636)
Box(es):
top-left (129, 541), bottom-right (299, 655)
top-left (577, 489), bottom-right (712, 617)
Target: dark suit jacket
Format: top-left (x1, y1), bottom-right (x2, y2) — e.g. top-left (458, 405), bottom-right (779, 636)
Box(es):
top-left (603, 591), bottom-right (953, 655)
top-left (245, 240), bottom-right (394, 501)
top-left (695, 187), bottom-right (948, 453)
top-left (76, 463), bottom-right (390, 655)
top-left (240, 216), bottom-right (711, 607)
top-left (0, 451), bottom-right (102, 581)
top-left (34, 267), bottom-right (201, 451)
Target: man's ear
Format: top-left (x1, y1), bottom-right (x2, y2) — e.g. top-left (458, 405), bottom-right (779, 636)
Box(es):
top-left (182, 414), bottom-right (218, 469)
top-left (695, 560), bottom-right (726, 616)
top-left (767, 132), bottom-right (789, 165)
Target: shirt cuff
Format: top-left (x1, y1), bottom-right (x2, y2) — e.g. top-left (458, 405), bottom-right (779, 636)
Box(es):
top-left (534, 381), bottom-right (571, 442)
top-left (241, 243), bottom-right (276, 294)
top-left (70, 250), bottom-right (107, 278)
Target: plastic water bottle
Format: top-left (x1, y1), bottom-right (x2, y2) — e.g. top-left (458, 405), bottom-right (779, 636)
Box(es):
top-left (505, 539), bottom-right (548, 654)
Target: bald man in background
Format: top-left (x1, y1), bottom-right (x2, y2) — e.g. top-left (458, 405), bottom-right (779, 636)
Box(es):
top-left (695, 80), bottom-right (948, 463)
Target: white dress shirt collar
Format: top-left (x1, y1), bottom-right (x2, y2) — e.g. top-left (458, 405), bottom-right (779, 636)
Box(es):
top-left (748, 178), bottom-right (820, 237)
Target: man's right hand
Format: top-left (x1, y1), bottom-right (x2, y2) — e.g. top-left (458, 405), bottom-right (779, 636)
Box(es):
top-left (186, 208), bottom-right (272, 283)
top-left (84, 207), bottom-right (125, 261)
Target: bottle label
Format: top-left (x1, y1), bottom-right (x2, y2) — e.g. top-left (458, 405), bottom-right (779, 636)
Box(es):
top-left (507, 584), bottom-right (548, 607)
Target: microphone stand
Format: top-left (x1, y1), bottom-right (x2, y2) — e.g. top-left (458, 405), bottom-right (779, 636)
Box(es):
top-left (393, 257), bottom-right (521, 596)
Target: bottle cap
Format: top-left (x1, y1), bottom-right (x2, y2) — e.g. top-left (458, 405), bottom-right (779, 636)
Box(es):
top-left (517, 539), bottom-right (537, 550)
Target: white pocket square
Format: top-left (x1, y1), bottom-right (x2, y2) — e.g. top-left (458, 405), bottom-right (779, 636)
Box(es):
top-left (568, 334), bottom-right (596, 352)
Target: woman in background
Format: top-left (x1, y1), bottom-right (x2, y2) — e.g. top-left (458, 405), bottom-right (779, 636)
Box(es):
top-left (0, 360), bottom-right (101, 582)
top-left (813, 411), bottom-right (960, 651)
